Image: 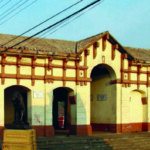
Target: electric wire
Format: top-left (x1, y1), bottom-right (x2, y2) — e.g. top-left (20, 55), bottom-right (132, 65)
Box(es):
top-left (0, 0), bottom-right (83, 47)
top-left (0, 0), bottom-right (24, 17)
top-left (0, 0), bottom-right (11, 10)
top-left (4, 0), bottom-right (102, 51)
top-left (0, 0), bottom-right (29, 21)
top-left (0, 0), bottom-right (38, 26)
top-left (27, 0), bottom-right (103, 49)
top-left (25, 19), bottom-right (70, 46)
top-left (42, 0), bottom-right (103, 39)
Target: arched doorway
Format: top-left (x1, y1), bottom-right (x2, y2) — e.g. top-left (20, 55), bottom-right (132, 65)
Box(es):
top-left (90, 64), bottom-right (116, 132)
top-left (53, 87), bottom-right (74, 131)
top-left (129, 90), bottom-right (148, 132)
top-left (4, 85), bottom-right (31, 128)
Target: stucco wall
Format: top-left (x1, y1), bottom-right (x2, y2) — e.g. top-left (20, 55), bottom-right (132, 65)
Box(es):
top-left (1, 33), bottom-right (150, 134)
top-left (91, 74), bottom-right (116, 124)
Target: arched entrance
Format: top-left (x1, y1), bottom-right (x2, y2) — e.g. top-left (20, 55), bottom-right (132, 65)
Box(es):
top-left (129, 90), bottom-right (148, 132)
top-left (53, 87), bottom-right (74, 131)
top-left (90, 64), bottom-right (116, 132)
top-left (4, 85), bottom-right (31, 128)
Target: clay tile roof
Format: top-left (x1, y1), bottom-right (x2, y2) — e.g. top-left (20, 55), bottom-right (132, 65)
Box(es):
top-left (125, 47), bottom-right (150, 61)
top-left (0, 33), bottom-right (76, 53)
top-left (77, 32), bottom-right (104, 52)
top-left (0, 32), bottom-right (107, 54)
top-left (1, 33), bottom-right (150, 61)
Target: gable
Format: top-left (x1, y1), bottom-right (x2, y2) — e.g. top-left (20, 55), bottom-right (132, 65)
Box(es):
top-left (77, 31), bottom-right (135, 61)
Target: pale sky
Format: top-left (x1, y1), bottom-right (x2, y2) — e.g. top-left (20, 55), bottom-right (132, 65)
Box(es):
top-left (0, 0), bottom-right (150, 49)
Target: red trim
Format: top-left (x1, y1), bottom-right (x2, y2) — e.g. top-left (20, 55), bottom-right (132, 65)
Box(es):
top-left (0, 59), bottom-right (86, 69)
top-left (75, 60), bottom-right (80, 85)
top-left (102, 37), bottom-right (106, 51)
top-left (130, 123), bottom-right (148, 132)
top-left (137, 65), bottom-right (141, 89)
top-left (128, 61), bottom-right (131, 87)
top-left (147, 71), bottom-right (149, 87)
top-left (17, 55), bottom-right (22, 85)
top-left (32, 125), bottom-right (54, 136)
top-left (84, 50), bottom-right (88, 85)
top-left (91, 123), bottom-right (148, 133)
top-left (111, 44), bottom-right (118, 60)
top-left (142, 97), bottom-right (147, 105)
top-left (114, 69), bottom-right (150, 74)
top-left (91, 123), bottom-right (120, 133)
top-left (148, 123), bottom-right (150, 131)
top-left (31, 56), bottom-right (36, 86)
top-left (0, 126), bottom-right (4, 137)
top-left (1, 54), bottom-right (6, 85)
top-left (1, 123), bottom-right (150, 137)
top-left (45, 125), bottom-right (55, 136)
top-left (102, 34), bottom-right (109, 51)
top-left (93, 44), bottom-right (97, 59)
top-left (32, 125), bottom-right (45, 136)
top-left (120, 54), bottom-right (124, 85)
top-left (110, 79), bottom-right (150, 86)
top-left (0, 54), bottom-right (88, 85)
top-left (63, 58), bottom-right (68, 87)
top-left (70, 125), bottom-right (92, 135)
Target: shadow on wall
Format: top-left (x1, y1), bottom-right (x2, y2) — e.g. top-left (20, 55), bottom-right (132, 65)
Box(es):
top-left (4, 85), bottom-right (31, 128)
top-left (90, 63), bottom-right (117, 132)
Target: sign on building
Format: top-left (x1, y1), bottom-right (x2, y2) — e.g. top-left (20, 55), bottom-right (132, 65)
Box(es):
top-left (33, 91), bottom-right (44, 98)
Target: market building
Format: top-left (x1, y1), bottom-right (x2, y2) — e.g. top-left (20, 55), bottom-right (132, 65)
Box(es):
top-left (0, 31), bottom-right (150, 136)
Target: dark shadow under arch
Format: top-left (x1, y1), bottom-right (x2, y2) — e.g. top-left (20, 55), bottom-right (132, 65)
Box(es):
top-left (90, 64), bottom-right (117, 132)
top-left (53, 87), bottom-right (74, 130)
top-left (4, 85), bottom-right (31, 128)
top-left (90, 64), bottom-right (116, 80)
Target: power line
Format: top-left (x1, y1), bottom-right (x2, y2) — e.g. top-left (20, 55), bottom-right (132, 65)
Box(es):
top-left (1, 0), bottom-right (83, 47)
top-left (0, 0), bottom-right (23, 17)
top-left (7, 0), bottom-right (102, 50)
top-left (0, 0), bottom-right (38, 26)
top-left (0, 0), bottom-right (29, 20)
top-left (0, 0), bottom-right (11, 10)
top-left (40, 0), bottom-right (104, 39)
top-left (27, 0), bottom-right (103, 48)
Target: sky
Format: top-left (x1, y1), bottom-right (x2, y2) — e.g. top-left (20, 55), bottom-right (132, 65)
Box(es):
top-left (0, 0), bottom-right (150, 49)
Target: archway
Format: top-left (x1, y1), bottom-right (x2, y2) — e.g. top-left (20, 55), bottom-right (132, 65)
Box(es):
top-left (4, 85), bottom-right (31, 128)
top-left (90, 64), bottom-right (116, 132)
top-left (53, 87), bottom-right (74, 131)
top-left (129, 90), bottom-right (148, 132)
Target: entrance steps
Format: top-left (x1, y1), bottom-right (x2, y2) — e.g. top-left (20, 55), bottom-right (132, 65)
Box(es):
top-left (36, 135), bottom-right (112, 150)
top-left (92, 132), bottom-right (150, 150)
top-left (1, 132), bottom-right (150, 149)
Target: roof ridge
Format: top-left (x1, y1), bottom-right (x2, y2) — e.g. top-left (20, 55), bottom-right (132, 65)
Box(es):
top-left (77, 31), bottom-right (108, 42)
top-left (125, 46), bottom-right (150, 51)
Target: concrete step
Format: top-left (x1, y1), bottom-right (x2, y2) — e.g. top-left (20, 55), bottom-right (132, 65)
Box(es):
top-left (102, 134), bottom-right (150, 150)
top-left (36, 136), bottom-right (112, 150)
top-left (1, 132), bottom-right (150, 150)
